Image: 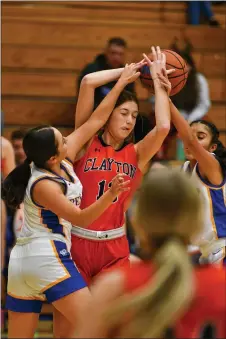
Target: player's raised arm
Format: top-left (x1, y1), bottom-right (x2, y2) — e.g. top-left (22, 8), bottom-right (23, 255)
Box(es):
top-left (75, 60), bottom-right (145, 129)
top-left (75, 68), bottom-right (123, 129)
top-left (157, 69), bottom-right (224, 185)
top-left (170, 100), bottom-right (223, 184)
top-left (135, 47), bottom-right (171, 172)
top-left (66, 63), bottom-right (145, 162)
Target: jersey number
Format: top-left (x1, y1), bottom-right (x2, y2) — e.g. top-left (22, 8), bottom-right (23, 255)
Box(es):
top-left (97, 180), bottom-right (118, 203)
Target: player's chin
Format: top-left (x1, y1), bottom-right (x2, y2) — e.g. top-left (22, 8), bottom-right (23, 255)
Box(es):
top-left (62, 148), bottom-right (68, 160)
top-left (120, 129), bottom-right (132, 139)
top-left (184, 150), bottom-right (194, 160)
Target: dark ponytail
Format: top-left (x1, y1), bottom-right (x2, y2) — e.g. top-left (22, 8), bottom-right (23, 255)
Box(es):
top-left (215, 140), bottom-right (226, 169)
top-left (2, 159), bottom-right (32, 209)
top-left (191, 120), bottom-right (226, 170)
top-left (2, 125), bottom-right (58, 210)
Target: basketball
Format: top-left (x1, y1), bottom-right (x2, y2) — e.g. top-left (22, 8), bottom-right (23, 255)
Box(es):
top-left (140, 49), bottom-right (188, 96)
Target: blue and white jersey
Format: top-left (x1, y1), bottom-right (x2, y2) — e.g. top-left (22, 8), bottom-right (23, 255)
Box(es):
top-left (182, 160), bottom-right (226, 259)
top-left (17, 159), bottom-right (82, 250)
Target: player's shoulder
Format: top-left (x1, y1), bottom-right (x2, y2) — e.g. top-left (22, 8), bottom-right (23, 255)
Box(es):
top-left (97, 134), bottom-right (135, 153)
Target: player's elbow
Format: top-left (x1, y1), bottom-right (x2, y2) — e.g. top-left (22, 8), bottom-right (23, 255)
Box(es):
top-left (157, 124), bottom-right (170, 137)
top-left (81, 74), bottom-right (93, 87)
top-left (72, 214), bottom-right (90, 229)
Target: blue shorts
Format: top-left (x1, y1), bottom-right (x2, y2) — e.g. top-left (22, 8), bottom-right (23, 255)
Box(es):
top-left (6, 239), bottom-right (86, 313)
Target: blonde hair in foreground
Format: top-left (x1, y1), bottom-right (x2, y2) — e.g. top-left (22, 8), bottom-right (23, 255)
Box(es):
top-left (106, 169), bottom-right (204, 338)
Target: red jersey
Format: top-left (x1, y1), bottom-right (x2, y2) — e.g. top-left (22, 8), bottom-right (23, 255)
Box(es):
top-left (122, 262), bottom-right (226, 338)
top-left (74, 135), bottom-right (142, 231)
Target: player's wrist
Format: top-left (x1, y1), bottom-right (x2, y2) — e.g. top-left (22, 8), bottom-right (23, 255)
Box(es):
top-left (108, 188), bottom-right (118, 201)
top-left (116, 78), bottom-right (128, 89)
top-left (152, 78), bottom-right (162, 89)
top-left (152, 77), bottom-right (159, 82)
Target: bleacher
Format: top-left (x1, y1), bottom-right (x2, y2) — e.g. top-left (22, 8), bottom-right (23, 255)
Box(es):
top-left (2, 1), bottom-right (226, 145)
top-left (1, 1), bottom-right (226, 335)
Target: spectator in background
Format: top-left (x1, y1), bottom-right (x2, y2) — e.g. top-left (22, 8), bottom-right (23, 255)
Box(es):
top-left (187, 1), bottom-right (220, 26)
top-left (170, 38), bottom-right (211, 160)
top-left (1, 200), bottom-right (6, 271)
top-left (78, 37), bottom-right (134, 107)
top-left (78, 37), bottom-right (151, 143)
top-left (171, 39), bottom-right (211, 123)
top-left (147, 38), bottom-right (211, 160)
top-left (11, 129), bottom-right (26, 166)
top-left (1, 135), bottom-right (16, 331)
top-left (1, 125), bottom-right (24, 326)
top-left (1, 199), bottom-right (6, 332)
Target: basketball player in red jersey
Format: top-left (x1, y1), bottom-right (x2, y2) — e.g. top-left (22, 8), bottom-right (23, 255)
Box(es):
top-left (71, 46), bottom-right (172, 284)
top-left (76, 169), bottom-right (226, 339)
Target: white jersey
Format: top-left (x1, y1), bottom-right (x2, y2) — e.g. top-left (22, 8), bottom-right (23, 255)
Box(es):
top-left (182, 160), bottom-right (226, 260)
top-left (17, 159), bottom-right (82, 250)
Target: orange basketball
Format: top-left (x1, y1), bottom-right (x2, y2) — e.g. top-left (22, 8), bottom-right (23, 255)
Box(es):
top-left (140, 49), bottom-right (188, 96)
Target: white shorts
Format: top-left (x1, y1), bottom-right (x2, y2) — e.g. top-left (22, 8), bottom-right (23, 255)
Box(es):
top-left (6, 238), bottom-right (86, 313)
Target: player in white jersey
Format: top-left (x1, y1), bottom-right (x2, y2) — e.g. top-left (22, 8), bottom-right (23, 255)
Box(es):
top-left (2, 64), bottom-right (142, 338)
top-left (156, 69), bottom-right (226, 265)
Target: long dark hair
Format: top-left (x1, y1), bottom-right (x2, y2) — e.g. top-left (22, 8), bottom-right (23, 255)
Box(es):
top-left (170, 38), bottom-right (199, 115)
top-left (2, 126), bottom-right (58, 210)
top-left (190, 120), bottom-right (226, 170)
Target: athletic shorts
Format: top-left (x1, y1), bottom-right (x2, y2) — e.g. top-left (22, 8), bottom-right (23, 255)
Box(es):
top-left (71, 235), bottom-right (130, 285)
top-left (6, 238), bottom-right (86, 313)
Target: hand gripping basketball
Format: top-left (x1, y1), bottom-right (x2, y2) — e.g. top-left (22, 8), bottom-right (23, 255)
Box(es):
top-left (140, 46), bottom-right (188, 96)
top-left (143, 46), bottom-right (171, 81)
top-left (158, 68), bottom-right (173, 96)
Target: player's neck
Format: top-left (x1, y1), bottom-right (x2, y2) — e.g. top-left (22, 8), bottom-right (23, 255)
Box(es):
top-left (102, 131), bottom-right (124, 150)
top-left (189, 159), bottom-right (197, 171)
top-left (47, 162), bottom-right (63, 177)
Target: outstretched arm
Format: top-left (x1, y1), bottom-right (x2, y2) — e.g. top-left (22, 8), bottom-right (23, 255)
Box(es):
top-left (33, 174), bottom-right (130, 228)
top-left (169, 100), bottom-right (222, 184)
top-left (135, 47), bottom-right (171, 172)
top-left (67, 63), bottom-right (144, 162)
top-left (157, 70), bottom-right (223, 185)
top-left (75, 68), bottom-right (124, 129)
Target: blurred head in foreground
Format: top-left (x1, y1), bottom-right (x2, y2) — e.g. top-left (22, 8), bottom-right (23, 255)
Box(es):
top-left (107, 169), bottom-right (204, 338)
